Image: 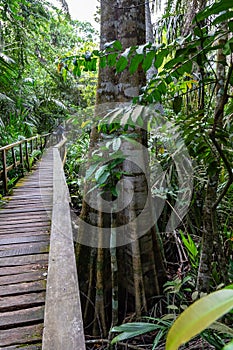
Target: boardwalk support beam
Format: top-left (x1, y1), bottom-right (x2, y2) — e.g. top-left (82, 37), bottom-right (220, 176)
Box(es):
top-left (42, 145), bottom-right (85, 350)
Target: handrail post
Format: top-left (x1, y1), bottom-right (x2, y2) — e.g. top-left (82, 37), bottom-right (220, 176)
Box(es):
top-left (40, 136), bottom-right (43, 151)
top-left (11, 147), bottom-right (16, 168)
top-left (25, 140), bottom-right (30, 171)
top-left (2, 149), bottom-right (8, 194)
top-left (19, 143), bottom-right (24, 175)
top-left (30, 139), bottom-right (33, 153)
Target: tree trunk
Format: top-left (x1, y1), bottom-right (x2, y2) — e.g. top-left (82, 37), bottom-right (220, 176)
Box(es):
top-left (76, 0), bottom-right (166, 336)
top-left (197, 29), bottom-right (228, 292)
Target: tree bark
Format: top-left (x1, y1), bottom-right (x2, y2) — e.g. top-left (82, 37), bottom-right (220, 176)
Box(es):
top-left (76, 0), bottom-right (166, 336)
top-left (197, 28), bottom-right (229, 292)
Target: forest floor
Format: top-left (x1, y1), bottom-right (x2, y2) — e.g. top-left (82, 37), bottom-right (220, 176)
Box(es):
top-left (85, 336), bottom-right (216, 349)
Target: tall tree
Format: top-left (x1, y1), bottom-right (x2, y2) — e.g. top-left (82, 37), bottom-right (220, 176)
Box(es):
top-left (76, 0), bottom-right (166, 337)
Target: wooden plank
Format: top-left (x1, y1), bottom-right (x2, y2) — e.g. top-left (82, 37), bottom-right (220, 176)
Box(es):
top-left (0, 264), bottom-right (48, 276)
top-left (0, 149), bottom-right (53, 347)
top-left (0, 292), bottom-right (45, 311)
top-left (0, 235), bottom-right (49, 245)
top-left (0, 220), bottom-right (50, 228)
top-left (0, 212), bottom-right (49, 220)
top-left (0, 254), bottom-right (48, 267)
top-left (42, 148), bottom-right (85, 350)
top-left (0, 230), bottom-right (49, 239)
top-left (0, 280), bottom-right (46, 297)
top-left (0, 324), bottom-right (43, 347)
top-left (0, 271), bottom-right (47, 286)
top-left (0, 208), bottom-right (48, 214)
top-left (0, 344), bottom-right (42, 349)
top-left (0, 241), bottom-right (49, 255)
top-left (0, 225), bottom-right (50, 234)
top-left (0, 306), bottom-right (44, 328)
top-left (0, 207), bottom-right (49, 214)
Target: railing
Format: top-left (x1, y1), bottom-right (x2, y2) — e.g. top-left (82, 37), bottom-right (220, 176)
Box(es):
top-left (0, 134), bottom-right (51, 194)
top-left (42, 136), bottom-right (85, 350)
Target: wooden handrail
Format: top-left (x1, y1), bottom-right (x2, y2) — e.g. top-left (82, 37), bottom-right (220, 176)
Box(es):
top-left (42, 141), bottom-right (85, 350)
top-left (55, 135), bottom-right (67, 166)
top-left (0, 133), bottom-right (51, 194)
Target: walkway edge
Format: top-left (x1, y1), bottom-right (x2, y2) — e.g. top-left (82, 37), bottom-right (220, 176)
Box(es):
top-left (42, 147), bottom-right (85, 350)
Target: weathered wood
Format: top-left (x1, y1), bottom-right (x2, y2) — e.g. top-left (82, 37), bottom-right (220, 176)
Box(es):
top-left (0, 228), bottom-right (50, 235)
top-left (0, 264), bottom-right (48, 276)
top-left (0, 306), bottom-right (44, 328)
top-left (42, 147), bottom-right (85, 350)
top-left (11, 147), bottom-right (16, 168)
top-left (0, 271), bottom-right (47, 285)
top-left (0, 254), bottom-right (49, 267)
top-left (0, 145), bottom-right (84, 349)
top-left (0, 208), bottom-right (50, 214)
top-left (0, 292), bottom-right (45, 312)
top-left (0, 219), bottom-right (50, 227)
top-left (0, 344), bottom-right (42, 349)
top-left (0, 241), bottom-right (49, 255)
top-left (0, 235), bottom-right (49, 245)
top-left (0, 324), bottom-right (43, 347)
top-left (0, 280), bottom-right (46, 296)
top-left (2, 149), bottom-right (8, 193)
top-left (25, 140), bottom-right (30, 171)
top-left (0, 231), bottom-right (49, 240)
top-left (0, 210), bottom-right (48, 217)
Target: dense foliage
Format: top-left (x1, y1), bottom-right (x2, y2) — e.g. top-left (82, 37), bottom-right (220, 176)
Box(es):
top-left (0, 0), bottom-right (232, 348)
top-left (62, 0), bottom-right (233, 348)
top-left (0, 0), bottom-right (97, 146)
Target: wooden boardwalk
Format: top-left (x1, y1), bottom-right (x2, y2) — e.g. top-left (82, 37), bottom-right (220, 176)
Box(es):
top-left (0, 150), bottom-right (53, 349)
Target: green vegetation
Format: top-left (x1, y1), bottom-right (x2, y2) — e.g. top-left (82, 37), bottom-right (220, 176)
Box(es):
top-left (0, 0), bottom-right (97, 147)
top-left (0, 0), bottom-right (232, 349)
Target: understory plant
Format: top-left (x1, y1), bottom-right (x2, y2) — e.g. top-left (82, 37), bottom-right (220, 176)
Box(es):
top-left (111, 286), bottom-right (233, 350)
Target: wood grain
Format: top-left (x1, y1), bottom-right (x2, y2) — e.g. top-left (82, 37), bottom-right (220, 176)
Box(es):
top-left (0, 150), bottom-right (52, 348)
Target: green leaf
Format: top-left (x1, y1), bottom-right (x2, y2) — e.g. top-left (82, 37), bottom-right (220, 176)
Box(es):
top-left (142, 51), bottom-right (156, 71)
top-left (223, 339), bottom-right (233, 350)
top-left (100, 56), bottom-right (106, 68)
top-left (164, 56), bottom-right (183, 70)
top-left (229, 20), bottom-right (233, 32)
top-left (107, 53), bottom-right (118, 67)
top-left (129, 54), bottom-right (144, 74)
top-left (113, 40), bottom-right (123, 51)
top-left (85, 163), bottom-right (99, 180)
top-left (136, 43), bottom-right (151, 55)
top-left (95, 164), bottom-right (109, 182)
top-left (176, 61), bottom-right (192, 75)
top-left (212, 10), bottom-right (233, 25)
top-left (108, 158), bottom-right (124, 170)
top-left (73, 64), bottom-right (81, 77)
top-left (152, 89), bottom-right (162, 102)
top-left (104, 40), bottom-right (122, 51)
top-left (112, 137), bottom-right (121, 151)
top-left (116, 56), bottom-right (128, 73)
top-left (97, 171), bottom-right (110, 185)
top-left (154, 49), bottom-right (169, 69)
top-left (223, 37), bottom-right (233, 55)
top-left (208, 321), bottom-right (233, 337)
top-left (165, 288), bottom-right (233, 350)
top-left (173, 96), bottom-right (182, 114)
top-left (111, 323), bottom-right (160, 345)
top-left (196, 0), bottom-right (233, 22)
top-left (157, 81), bottom-right (166, 95)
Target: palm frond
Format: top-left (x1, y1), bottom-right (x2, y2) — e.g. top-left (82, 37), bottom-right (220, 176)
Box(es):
top-left (0, 92), bottom-right (14, 103)
top-left (50, 98), bottom-right (67, 110)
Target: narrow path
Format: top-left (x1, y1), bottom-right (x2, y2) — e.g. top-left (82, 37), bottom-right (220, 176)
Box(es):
top-left (0, 150), bottom-right (53, 349)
